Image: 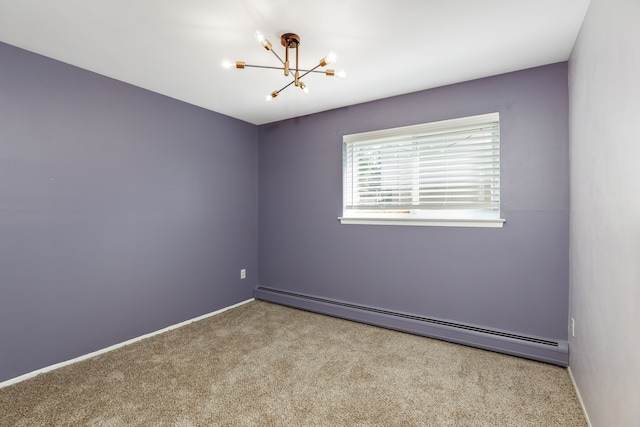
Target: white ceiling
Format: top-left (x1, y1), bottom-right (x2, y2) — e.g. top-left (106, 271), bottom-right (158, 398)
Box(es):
top-left (0, 0), bottom-right (590, 125)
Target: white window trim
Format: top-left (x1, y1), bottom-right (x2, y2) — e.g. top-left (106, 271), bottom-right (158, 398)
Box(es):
top-left (343, 113), bottom-right (499, 143)
top-left (337, 216), bottom-right (505, 228)
top-left (341, 113), bottom-right (505, 228)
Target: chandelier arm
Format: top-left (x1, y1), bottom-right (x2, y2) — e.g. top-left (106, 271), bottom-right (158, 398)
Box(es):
top-left (243, 64), bottom-right (325, 74)
top-left (244, 64), bottom-right (286, 71)
top-left (269, 49), bottom-right (285, 65)
top-left (274, 79), bottom-right (298, 96)
top-left (298, 64), bottom-right (322, 80)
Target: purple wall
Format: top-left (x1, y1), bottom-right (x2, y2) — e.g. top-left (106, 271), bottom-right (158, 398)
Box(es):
top-left (258, 63), bottom-right (569, 341)
top-left (0, 42), bottom-right (258, 382)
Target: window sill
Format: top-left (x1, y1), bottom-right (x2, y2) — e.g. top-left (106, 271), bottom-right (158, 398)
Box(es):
top-left (337, 217), bottom-right (505, 228)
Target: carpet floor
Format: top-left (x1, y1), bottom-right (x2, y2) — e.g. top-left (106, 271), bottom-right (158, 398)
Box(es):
top-left (0, 300), bottom-right (586, 426)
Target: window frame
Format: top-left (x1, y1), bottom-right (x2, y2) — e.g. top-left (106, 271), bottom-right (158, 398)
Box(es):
top-left (339, 113), bottom-right (505, 228)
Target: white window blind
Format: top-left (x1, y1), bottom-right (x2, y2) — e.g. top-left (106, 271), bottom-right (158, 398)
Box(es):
top-left (342, 113), bottom-right (502, 225)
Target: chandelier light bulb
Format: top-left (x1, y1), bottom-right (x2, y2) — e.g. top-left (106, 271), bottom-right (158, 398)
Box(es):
top-left (300, 81), bottom-right (309, 94)
top-left (222, 60), bottom-right (233, 69)
top-left (255, 31), bottom-right (272, 50)
top-left (265, 90), bottom-right (279, 101)
top-left (336, 70), bottom-right (347, 78)
top-left (319, 52), bottom-right (337, 67)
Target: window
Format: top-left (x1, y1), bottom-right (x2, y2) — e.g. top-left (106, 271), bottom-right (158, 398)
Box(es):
top-left (340, 113), bottom-right (504, 227)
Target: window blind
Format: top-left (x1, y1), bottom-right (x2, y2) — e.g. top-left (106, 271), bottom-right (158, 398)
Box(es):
top-left (343, 113), bottom-right (500, 219)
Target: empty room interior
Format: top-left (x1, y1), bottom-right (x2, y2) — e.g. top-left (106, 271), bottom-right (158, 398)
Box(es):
top-left (0, 0), bottom-right (638, 425)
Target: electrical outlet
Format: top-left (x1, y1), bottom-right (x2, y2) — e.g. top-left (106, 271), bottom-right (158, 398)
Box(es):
top-left (240, 269), bottom-right (246, 279)
top-left (571, 317), bottom-right (575, 337)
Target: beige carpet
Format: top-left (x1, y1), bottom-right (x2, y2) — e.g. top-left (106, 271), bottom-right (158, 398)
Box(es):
top-left (0, 300), bottom-right (586, 426)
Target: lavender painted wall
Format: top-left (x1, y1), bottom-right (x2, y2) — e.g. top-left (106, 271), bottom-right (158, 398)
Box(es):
top-left (0, 42), bottom-right (258, 382)
top-left (258, 63), bottom-right (569, 341)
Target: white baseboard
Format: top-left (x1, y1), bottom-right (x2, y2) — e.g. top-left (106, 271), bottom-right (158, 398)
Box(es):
top-left (0, 298), bottom-right (254, 389)
top-left (568, 366), bottom-right (592, 427)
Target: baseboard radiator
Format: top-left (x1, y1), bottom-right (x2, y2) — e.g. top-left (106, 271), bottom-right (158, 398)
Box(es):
top-left (254, 286), bottom-right (568, 367)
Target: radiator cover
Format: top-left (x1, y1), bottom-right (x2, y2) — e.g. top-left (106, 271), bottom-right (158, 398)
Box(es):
top-left (254, 285), bottom-right (568, 366)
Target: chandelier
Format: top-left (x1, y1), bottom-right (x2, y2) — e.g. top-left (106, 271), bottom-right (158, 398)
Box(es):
top-left (223, 31), bottom-right (346, 101)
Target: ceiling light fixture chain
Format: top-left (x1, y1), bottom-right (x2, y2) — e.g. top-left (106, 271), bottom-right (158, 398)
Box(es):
top-left (222, 31), bottom-right (346, 101)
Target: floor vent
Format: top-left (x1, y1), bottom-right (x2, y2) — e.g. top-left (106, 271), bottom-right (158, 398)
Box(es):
top-left (255, 285), bottom-right (568, 366)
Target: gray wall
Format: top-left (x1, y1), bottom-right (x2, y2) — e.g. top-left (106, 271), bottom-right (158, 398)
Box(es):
top-left (258, 63), bottom-right (570, 341)
top-left (0, 42), bottom-right (259, 382)
top-left (569, 0), bottom-right (640, 425)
